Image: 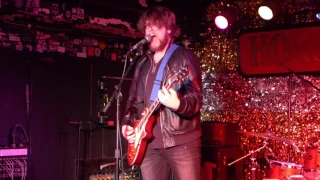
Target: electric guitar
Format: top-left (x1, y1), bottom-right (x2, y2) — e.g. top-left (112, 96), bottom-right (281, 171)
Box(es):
top-left (127, 67), bottom-right (189, 165)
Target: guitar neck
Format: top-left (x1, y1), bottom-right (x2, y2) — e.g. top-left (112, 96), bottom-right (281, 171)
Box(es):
top-left (137, 69), bottom-right (185, 129)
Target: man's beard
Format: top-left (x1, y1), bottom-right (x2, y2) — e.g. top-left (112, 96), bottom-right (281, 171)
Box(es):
top-left (149, 35), bottom-right (170, 52)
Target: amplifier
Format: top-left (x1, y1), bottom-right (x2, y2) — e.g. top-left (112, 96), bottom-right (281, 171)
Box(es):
top-left (202, 122), bottom-right (239, 147)
top-left (76, 158), bottom-right (138, 180)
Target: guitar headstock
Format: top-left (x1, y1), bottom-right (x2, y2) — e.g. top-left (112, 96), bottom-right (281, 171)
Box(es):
top-left (167, 66), bottom-right (189, 87)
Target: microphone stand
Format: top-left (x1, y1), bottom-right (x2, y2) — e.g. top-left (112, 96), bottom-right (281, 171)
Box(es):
top-left (277, 63), bottom-right (320, 161)
top-left (68, 119), bottom-right (100, 180)
top-left (115, 87), bottom-right (122, 180)
top-left (76, 121), bottom-right (82, 180)
top-left (102, 52), bottom-right (143, 180)
top-left (26, 26), bottom-right (36, 180)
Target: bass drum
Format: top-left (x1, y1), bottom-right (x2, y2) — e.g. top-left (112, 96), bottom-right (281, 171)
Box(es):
top-left (304, 147), bottom-right (320, 179)
top-left (288, 175), bottom-right (306, 179)
top-left (266, 160), bottom-right (303, 179)
top-left (264, 176), bottom-right (305, 180)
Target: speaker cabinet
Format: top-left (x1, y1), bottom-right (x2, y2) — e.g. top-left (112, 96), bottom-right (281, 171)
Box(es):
top-left (202, 122), bottom-right (240, 147)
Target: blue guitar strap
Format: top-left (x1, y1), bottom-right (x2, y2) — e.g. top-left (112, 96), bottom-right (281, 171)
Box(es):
top-left (149, 44), bottom-right (179, 101)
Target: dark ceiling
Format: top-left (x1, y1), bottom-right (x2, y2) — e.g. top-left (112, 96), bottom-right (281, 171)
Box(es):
top-left (83, 0), bottom-right (212, 36)
top-left (4, 0), bottom-right (320, 41)
top-left (79, 0), bottom-right (211, 22)
top-left (41, 0), bottom-right (212, 38)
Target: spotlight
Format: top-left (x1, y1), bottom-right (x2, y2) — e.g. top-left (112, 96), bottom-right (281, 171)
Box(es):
top-left (215, 15), bottom-right (228, 29)
top-left (316, 13), bottom-right (320, 20)
top-left (258, 6), bottom-right (273, 20)
top-left (213, 2), bottom-right (239, 30)
top-left (258, 0), bottom-right (280, 20)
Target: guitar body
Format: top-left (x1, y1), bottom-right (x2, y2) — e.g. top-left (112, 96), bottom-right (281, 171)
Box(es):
top-left (127, 109), bottom-right (155, 165)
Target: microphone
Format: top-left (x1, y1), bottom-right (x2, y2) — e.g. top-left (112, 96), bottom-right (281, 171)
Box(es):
top-left (130, 35), bottom-right (153, 51)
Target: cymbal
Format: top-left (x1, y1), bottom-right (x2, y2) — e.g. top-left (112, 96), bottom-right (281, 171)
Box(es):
top-left (237, 131), bottom-right (295, 144)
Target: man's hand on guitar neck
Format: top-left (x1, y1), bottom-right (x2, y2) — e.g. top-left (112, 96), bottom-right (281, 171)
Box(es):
top-left (158, 86), bottom-right (180, 111)
top-left (122, 125), bottom-right (136, 143)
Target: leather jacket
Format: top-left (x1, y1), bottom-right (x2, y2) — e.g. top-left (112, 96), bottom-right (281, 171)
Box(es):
top-left (122, 47), bottom-right (203, 148)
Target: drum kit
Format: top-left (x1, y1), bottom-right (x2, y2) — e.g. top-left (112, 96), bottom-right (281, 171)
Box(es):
top-left (228, 131), bottom-right (320, 180)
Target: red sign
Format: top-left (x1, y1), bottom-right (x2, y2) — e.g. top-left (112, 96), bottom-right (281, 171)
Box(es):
top-left (239, 25), bottom-right (320, 75)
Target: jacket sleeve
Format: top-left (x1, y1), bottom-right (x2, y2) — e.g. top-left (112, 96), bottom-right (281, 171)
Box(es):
top-left (121, 56), bottom-right (146, 126)
top-left (121, 86), bottom-right (138, 126)
top-left (172, 50), bottom-right (203, 118)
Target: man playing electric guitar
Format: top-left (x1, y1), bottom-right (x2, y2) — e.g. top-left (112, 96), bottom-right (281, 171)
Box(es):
top-left (121, 6), bottom-right (203, 180)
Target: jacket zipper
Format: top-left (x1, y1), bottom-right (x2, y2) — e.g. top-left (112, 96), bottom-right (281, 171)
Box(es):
top-left (144, 53), bottom-right (154, 108)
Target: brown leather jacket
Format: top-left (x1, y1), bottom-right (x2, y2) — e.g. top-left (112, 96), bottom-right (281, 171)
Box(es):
top-left (122, 47), bottom-right (203, 148)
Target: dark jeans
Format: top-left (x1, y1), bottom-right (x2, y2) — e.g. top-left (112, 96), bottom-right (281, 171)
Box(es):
top-left (140, 139), bottom-right (201, 180)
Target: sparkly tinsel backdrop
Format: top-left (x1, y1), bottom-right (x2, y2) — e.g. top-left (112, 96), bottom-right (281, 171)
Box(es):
top-left (194, 0), bottom-right (320, 179)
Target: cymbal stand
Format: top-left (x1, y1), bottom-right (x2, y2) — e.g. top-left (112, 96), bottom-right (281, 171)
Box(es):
top-left (228, 143), bottom-right (268, 180)
top-left (228, 143), bottom-right (268, 166)
top-left (250, 154), bottom-right (258, 180)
